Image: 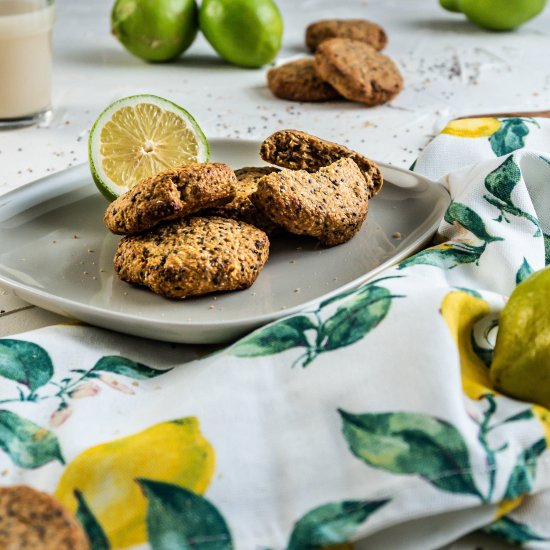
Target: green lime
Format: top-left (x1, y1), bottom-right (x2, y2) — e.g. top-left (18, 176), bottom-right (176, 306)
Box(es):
top-left (89, 94), bottom-right (209, 201)
top-left (111, 0), bottom-right (199, 62)
top-left (491, 266), bottom-right (550, 407)
top-left (460, 0), bottom-right (547, 30)
top-left (439, 0), bottom-right (461, 13)
top-left (199, 0), bottom-right (283, 68)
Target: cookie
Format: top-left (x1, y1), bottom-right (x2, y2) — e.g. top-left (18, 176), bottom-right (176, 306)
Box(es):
top-left (0, 485), bottom-right (89, 550)
top-left (251, 158), bottom-right (368, 246)
top-left (260, 129), bottom-right (383, 197)
top-left (306, 19), bottom-right (387, 52)
top-left (114, 216), bottom-right (270, 298)
top-left (267, 58), bottom-right (341, 102)
top-left (204, 167), bottom-right (281, 233)
top-left (314, 38), bottom-right (403, 106)
top-left (104, 163), bottom-right (237, 235)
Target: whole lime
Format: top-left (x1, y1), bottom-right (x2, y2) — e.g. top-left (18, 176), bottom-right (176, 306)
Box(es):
top-left (491, 266), bottom-right (550, 407)
top-left (460, 0), bottom-right (547, 30)
top-left (111, 0), bottom-right (199, 62)
top-left (199, 0), bottom-right (283, 68)
top-left (439, 0), bottom-right (461, 13)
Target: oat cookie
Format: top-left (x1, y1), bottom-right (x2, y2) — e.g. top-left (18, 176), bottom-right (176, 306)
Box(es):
top-left (0, 485), bottom-right (89, 550)
top-left (205, 167), bottom-right (280, 233)
top-left (251, 158), bottom-right (368, 246)
top-left (267, 58), bottom-right (341, 102)
top-left (260, 129), bottom-right (383, 197)
top-left (114, 216), bottom-right (269, 298)
top-left (306, 19), bottom-right (388, 52)
top-left (314, 38), bottom-right (403, 106)
top-left (104, 163), bottom-right (237, 235)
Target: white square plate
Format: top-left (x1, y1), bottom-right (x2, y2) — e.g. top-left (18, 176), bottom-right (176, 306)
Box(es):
top-left (0, 138), bottom-right (449, 343)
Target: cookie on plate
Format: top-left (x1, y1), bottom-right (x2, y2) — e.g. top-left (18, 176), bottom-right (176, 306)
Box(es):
top-left (205, 166), bottom-right (281, 233)
top-left (0, 485), bottom-right (89, 550)
top-left (314, 38), bottom-right (403, 106)
top-left (251, 157), bottom-right (369, 246)
top-left (114, 216), bottom-right (270, 298)
top-left (260, 129), bottom-right (383, 197)
top-left (306, 19), bottom-right (388, 52)
top-left (267, 58), bottom-right (341, 102)
top-left (104, 163), bottom-right (237, 235)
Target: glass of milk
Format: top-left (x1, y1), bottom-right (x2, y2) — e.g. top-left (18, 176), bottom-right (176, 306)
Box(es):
top-left (0, 0), bottom-right (55, 128)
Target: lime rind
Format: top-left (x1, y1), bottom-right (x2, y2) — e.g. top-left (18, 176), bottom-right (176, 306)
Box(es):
top-left (89, 94), bottom-right (210, 202)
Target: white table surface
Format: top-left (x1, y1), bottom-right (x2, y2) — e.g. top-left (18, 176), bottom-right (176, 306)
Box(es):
top-left (0, 0), bottom-right (547, 546)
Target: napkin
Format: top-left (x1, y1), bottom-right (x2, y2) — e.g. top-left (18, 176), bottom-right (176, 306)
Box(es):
top-left (1, 116), bottom-right (550, 550)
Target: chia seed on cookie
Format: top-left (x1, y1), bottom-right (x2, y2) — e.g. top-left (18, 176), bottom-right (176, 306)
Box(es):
top-left (114, 216), bottom-right (270, 299)
top-left (260, 129), bottom-right (383, 197)
top-left (251, 157), bottom-right (369, 246)
top-left (314, 38), bottom-right (403, 106)
top-left (306, 19), bottom-right (388, 52)
top-left (104, 163), bottom-right (237, 235)
top-left (267, 58), bottom-right (341, 102)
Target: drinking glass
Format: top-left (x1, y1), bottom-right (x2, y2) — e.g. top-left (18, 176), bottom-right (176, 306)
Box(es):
top-left (0, 0), bottom-right (55, 128)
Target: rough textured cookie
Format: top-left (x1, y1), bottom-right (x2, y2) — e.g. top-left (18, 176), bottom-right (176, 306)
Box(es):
top-left (251, 158), bottom-right (368, 246)
top-left (104, 163), bottom-right (237, 235)
top-left (114, 216), bottom-right (270, 298)
top-left (314, 38), bottom-right (403, 106)
top-left (260, 129), bottom-right (383, 197)
top-left (0, 485), bottom-right (89, 550)
top-left (306, 19), bottom-right (388, 52)
top-left (205, 167), bottom-right (281, 233)
top-left (267, 58), bottom-right (341, 102)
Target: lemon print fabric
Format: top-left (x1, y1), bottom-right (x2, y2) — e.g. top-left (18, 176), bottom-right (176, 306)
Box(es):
top-left (442, 117), bottom-right (502, 138)
top-left (55, 417), bottom-right (215, 549)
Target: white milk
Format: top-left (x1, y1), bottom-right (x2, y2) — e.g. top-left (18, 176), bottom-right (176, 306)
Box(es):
top-left (0, 0), bottom-right (55, 120)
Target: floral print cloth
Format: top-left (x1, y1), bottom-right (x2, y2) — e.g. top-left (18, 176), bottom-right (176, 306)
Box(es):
top-left (1, 117), bottom-right (550, 549)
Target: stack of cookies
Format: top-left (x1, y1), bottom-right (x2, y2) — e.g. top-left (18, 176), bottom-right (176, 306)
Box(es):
top-left (104, 130), bottom-right (382, 299)
top-left (267, 19), bottom-right (403, 106)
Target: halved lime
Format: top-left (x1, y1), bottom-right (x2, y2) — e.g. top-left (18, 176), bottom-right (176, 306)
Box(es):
top-left (89, 94), bottom-right (209, 201)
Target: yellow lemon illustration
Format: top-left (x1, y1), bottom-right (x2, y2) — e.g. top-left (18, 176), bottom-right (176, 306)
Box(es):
top-left (441, 291), bottom-right (494, 400)
top-left (55, 417), bottom-right (214, 548)
top-left (495, 495), bottom-right (524, 520)
top-left (533, 405), bottom-right (550, 446)
top-left (441, 117), bottom-right (501, 138)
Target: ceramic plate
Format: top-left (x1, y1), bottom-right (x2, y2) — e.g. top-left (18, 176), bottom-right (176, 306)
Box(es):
top-left (0, 139), bottom-right (449, 343)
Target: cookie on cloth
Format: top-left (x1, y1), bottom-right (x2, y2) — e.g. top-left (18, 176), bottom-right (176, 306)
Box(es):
top-left (305, 19), bottom-right (388, 52)
top-left (204, 166), bottom-right (281, 233)
top-left (314, 38), bottom-right (403, 106)
top-left (260, 129), bottom-right (383, 197)
top-left (114, 216), bottom-right (270, 298)
top-left (267, 58), bottom-right (341, 102)
top-left (251, 157), bottom-right (369, 247)
top-left (104, 163), bottom-right (237, 235)
top-left (0, 485), bottom-right (90, 550)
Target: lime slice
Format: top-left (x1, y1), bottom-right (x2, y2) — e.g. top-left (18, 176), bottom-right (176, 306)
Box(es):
top-left (89, 94), bottom-right (209, 201)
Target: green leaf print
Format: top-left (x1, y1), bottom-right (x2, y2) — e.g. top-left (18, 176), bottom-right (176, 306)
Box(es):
top-left (288, 499), bottom-right (389, 550)
top-left (503, 438), bottom-right (546, 500)
top-left (0, 410), bottom-right (64, 468)
top-left (231, 316), bottom-right (315, 357)
top-left (444, 202), bottom-right (502, 243)
top-left (139, 479), bottom-right (233, 550)
top-left (92, 356), bottom-right (166, 380)
top-left (339, 410), bottom-right (483, 500)
top-left (484, 516), bottom-right (546, 544)
top-left (321, 286), bottom-right (393, 351)
top-left (489, 118), bottom-right (536, 157)
top-left (544, 233), bottom-right (550, 265)
top-left (75, 490), bottom-right (110, 550)
top-left (484, 155), bottom-right (541, 237)
top-left (0, 340), bottom-right (53, 393)
top-left (398, 242), bottom-right (486, 270)
top-left (516, 258), bottom-right (534, 285)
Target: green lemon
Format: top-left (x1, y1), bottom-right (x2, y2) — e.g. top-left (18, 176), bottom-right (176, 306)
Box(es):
top-left (199, 0), bottom-right (283, 68)
top-left (459, 0), bottom-right (547, 30)
top-left (111, 0), bottom-right (199, 62)
top-left (491, 266), bottom-right (550, 407)
top-left (439, 0), bottom-right (462, 13)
